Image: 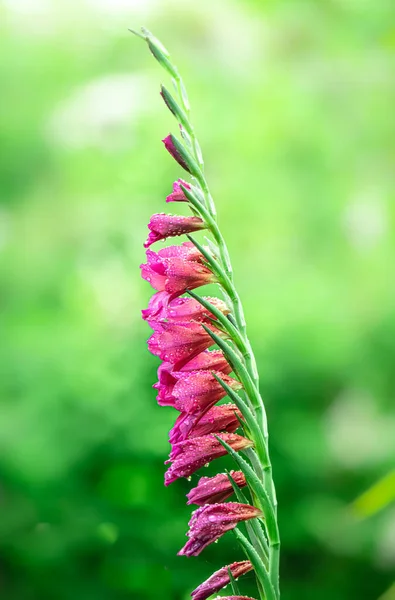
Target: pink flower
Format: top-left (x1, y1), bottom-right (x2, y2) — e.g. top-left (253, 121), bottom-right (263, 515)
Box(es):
top-left (154, 350), bottom-right (232, 406)
top-left (219, 597), bottom-right (258, 600)
top-left (164, 433), bottom-right (253, 485)
top-left (191, 560), bottom-right (253, 600)
top-left (171, 371), bottom-right (242, 414)
top-left (169, 403), bottom-right (242, 444)
top-left (144, 213), bottom-right (205, 248)
top-left (178, 502), bottom-right (262, 557)
top-left (180, 350), bottom-right (232, 374)
top-left (163, 134), bottom-right (191, 171)
top-left (140, 243), bottom-right (215, 295)
top-left (142, 293), bottom-right (229, 328)
top-left (148, 321), bottom-right (221, 365)
top-left (187, 471), bottom-right (247, 506)
top-left (166, 179), bottom-right (190, 202)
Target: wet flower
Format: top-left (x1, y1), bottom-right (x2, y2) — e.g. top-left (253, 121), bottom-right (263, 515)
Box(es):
top-left (187, 471), bottom-right (247, 506)
top-left (140, 243), bottom-right (215, 295)
top-left (178, 502), bottom-right (262, 557)
top-left (148, 321), bottom-right (222, 365)
top-left (219, 597), bottom-right (258, 600)
top-left (144, 213), bottom-right (205, 248)
top-left (171, 371), bottom-right (242, 414)
top-left (191, 560), bottom-right (253, 600)
top-left (169, 403), bottom-right (242, 444)
top-left (165, 433), bottom-right (253, 485)
top-left (166, 179), bottom-right (190, 202)
top-left (163, 133), bottom-right (191, 171)
top-left (154, 351), bottom-right (232, 406)
top-left (142, 293), bottom-right (229, 328)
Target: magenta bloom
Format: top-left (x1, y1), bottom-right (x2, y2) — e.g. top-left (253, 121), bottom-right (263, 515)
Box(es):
top-left (165, 433), bottom-right (253, 485)
top-left (144, 213), bottom-right (205, 248)
top-left (166, 372), bottom-right (241, 441)
top-left (166, 179), bottom-right (190, 202)
top-left (141, 243), bottom-right (215, 295)
top-left (148, 321), bottom-right (221, 365)
top-left (171, 371), bottom-right (242, 414)
top-left (219, 597), bottom-right (258, 600)
top-left (154, 350), bottom-right (232, 406)
top-left (187, 471), bottom-right (247, 506)
top-left (180, 350), bottom-right (232, 374)
top-left (178, 502), bottom-right (262, 557)
top-left (163, 134), bottom-right (191, 171)
top-left (169, 403), bottom-right (242, 444)
top-left (191, 560), bottom-right (253, 600)
top-left (142, 293), bottom-right (229, 327)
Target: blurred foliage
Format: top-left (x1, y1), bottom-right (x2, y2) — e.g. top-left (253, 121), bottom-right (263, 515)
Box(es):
top-left (0, 0), bottom-right (395, 599)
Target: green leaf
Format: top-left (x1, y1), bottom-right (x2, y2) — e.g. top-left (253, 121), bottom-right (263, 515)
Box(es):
top-left (234, 528), bottom-right (277, 600)
top-left (226, 469), bottom-right (270, 560)
top-left (215, 435), bottom-right (279, 545)
top-left (187, 289), bottom-right (242, 341)
top-left (213, 372), bottom-right (261, 435)
top-left (161, 85), bottom-right (190, 131)
top-left (185, 234), bottom-right (223, 277)
top-left (168, 135), bottom-right (201, 177)
top-left (227, 566), bottom-right (241, 595)
top-left (138, 28), bottom-right (179, 79)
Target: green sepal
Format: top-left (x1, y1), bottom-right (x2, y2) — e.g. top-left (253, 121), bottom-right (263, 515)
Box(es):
top-left (168, 135), bottom-right (201, 178)
top-left (215, 435), bottom-right (278, 545)
top-left (161, 86), bottom-right (190, 130)
top-left (212, 372), bottom-right (257, 430)
top-left (138, 28), bottom-right (178, 79)
top-left (234, 528), bottom-right (277, 600)
top-left (226, 470), bottom-right (270, 562)
top-left (227, 566), bottom-right (241, 595)
top-left (226, 470), bottom-right (269, 561)
top-left (181, 184), bottom-right (206, 211)
top-left (226, 469), bottom-right (250, 504)
top-left (200, 324), bottom-right (258, 411)
top-left (185, 234), bottom-right (223, 278)
top-left (178, 78), bottom-right (190, 111)
top-left (186, 290), bottom-right (242, 340)
top-left (204, 236), bottom-right (220, 257)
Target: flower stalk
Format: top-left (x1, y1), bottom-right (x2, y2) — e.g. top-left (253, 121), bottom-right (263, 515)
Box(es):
top-left (134, 27), bottom-right (280, 600)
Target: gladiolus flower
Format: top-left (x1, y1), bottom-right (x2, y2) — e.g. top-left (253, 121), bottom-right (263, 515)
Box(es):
top-left (219, 597), bottom-right (258, 600)
top-left (144, 213), bottom-right (205, 248)
top-left (171, 371), bottom-right (242, 414)
top-left (169, 403), bottom-right (242, 444)
top-left (154, 351), bottom-right (232, 406)
top-left (164, 433), bottom-right (253, 485)
top-left (142, 293), bottom-right (229, 327)
top-left (178, 502), bottom-right (262, 557)
top-left (191, 560), bottom-right (253, 600)
top-left (141, 243), bottom-right (215, 295)
top-left (187, 471), bottom-right (247, 506)
top-left (148, 321), bottom-right (222, 365)
top-left (166, 179), bottom-right (190, 202)
top-left (163, 134), bottom-right (191, 171)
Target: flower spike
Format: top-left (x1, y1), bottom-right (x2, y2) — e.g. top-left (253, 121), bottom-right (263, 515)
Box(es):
top-left (136, 29), bottom-right (280, 600)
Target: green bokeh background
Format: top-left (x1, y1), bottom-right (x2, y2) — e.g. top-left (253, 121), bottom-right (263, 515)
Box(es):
top-left (1, 0), bottom-right (394, 598)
